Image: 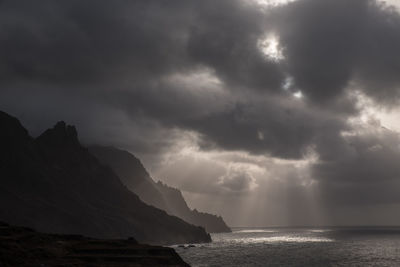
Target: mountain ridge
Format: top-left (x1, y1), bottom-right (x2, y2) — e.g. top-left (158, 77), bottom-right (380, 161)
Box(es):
top-left (0, 110), bottom-right (211, 245)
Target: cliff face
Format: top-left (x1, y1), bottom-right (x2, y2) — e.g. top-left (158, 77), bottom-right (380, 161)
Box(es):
top-left (0, 111), bottom-right (211, 245)
top-left (90, 146), bottom-right (231, 233)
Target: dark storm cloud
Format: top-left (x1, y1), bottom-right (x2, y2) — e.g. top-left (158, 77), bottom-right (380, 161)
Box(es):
top-left (103, 79), bottom-right (349, 158)
top-left (183, 98), bottom-right (347, 158)
top-left (0, 0), bottom-right (194, 84)
top-left (275, 0), bottom-right (400, 104)
top-left (0, 0), bottom-right (282, 90)
top-left (1, 0), bottom-right (400, 154)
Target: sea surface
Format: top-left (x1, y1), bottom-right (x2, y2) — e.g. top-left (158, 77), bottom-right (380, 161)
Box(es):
top-left (173, 227), bottom-right (400, 266)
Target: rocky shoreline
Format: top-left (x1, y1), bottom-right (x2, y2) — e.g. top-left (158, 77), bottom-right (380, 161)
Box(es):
top-left (0, 222), bottom-right (189, 267)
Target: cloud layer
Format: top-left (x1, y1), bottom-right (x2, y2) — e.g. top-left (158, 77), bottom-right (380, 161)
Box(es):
top-left (2, 0), bottom-right (400, 225)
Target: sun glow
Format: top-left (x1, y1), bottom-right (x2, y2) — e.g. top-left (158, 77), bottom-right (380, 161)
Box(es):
top-left (258, 34), bottom-right (284, 62)
top-left (293, 91), bottom-right (303, 99)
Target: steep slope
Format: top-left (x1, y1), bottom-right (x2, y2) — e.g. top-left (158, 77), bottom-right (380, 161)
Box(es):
top-left (0, 111), bottom-right (211, 245)
top-left (88, 146), bottom-right (168, 211)
top-left (90, 146), bottom-right (231, 233)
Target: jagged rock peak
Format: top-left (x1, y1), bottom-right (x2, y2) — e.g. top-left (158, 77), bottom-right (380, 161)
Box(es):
top-left (37, 121), bottom-right (79, 147)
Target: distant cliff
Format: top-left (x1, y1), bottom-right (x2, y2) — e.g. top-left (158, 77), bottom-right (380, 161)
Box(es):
top-left (0, 110), bottom-right (211, 245)
top-left (90, 146), bottom-right (231, 233)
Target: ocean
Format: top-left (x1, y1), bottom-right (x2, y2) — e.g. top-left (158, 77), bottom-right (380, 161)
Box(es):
top-left (173, 227), bottom-right (400, 266)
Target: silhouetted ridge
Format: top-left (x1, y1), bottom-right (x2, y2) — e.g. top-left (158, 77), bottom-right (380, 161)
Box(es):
top-left (90, 146), bottom-right (231, 233)
top-left (0, 110), bottom-right (211, 245)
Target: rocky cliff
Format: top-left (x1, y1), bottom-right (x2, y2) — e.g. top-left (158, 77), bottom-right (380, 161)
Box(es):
top-left (0, 110), bottom-right (211, 245)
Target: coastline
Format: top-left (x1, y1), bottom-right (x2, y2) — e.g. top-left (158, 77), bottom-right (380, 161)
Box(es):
top-left (0, 221), bottom-right (190, 267)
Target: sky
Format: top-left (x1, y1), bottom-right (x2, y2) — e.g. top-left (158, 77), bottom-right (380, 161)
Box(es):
top-left (2, 0), bottom-right (400, 226)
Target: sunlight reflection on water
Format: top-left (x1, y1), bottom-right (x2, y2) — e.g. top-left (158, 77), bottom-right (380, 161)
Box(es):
top-left (230, 236), bottom-right (334, 244)
top-left (235, 229), bottom-right (277, 233)
top-left (309, 229), bottom-right (332, 233)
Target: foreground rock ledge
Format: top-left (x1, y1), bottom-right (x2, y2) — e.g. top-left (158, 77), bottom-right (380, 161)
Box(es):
top-left (0, 222), bottom-right (189, 267)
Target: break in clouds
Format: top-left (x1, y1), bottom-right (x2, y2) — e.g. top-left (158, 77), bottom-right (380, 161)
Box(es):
top-left (2, 0), bottom-right (400, 226)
